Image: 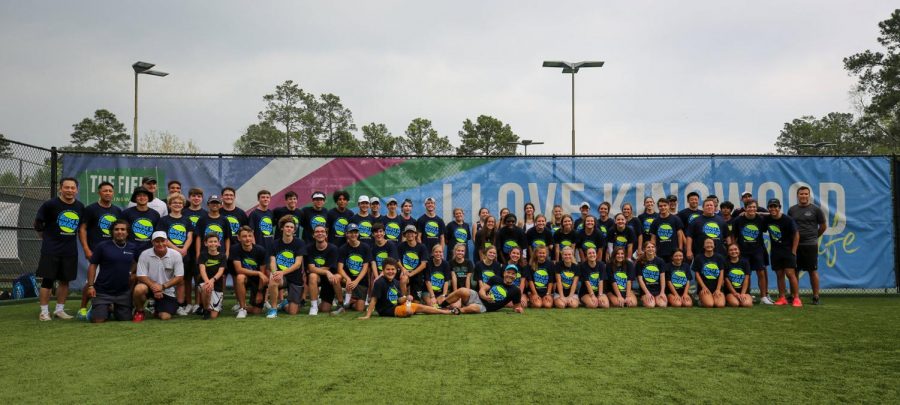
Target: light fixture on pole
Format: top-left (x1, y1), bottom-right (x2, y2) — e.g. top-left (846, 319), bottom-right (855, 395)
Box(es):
top-left (507, 139), bottom-right (544, 156)
top-left (542, 60), bottom-right (604, 155)
top-left (133, 61), bottom-right (169, 152)
top-left (249, 140), bottom-right (276, 155)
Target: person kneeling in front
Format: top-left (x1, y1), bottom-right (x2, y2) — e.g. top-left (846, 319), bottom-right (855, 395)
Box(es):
top-left (132, 231), bottom-right (184, 322)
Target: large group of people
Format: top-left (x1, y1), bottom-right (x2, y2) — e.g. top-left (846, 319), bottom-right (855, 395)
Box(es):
top-left (33, 174), bottom-right (826, 322)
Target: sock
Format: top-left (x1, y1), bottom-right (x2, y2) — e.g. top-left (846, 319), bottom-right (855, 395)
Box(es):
top-left (343, 293), bottom-right (351, 306)
top-left (40, 305), bottom-right (49, 315)
top-left (311, 300), bottom-right (318, 310)
top-left (55, 303), bottom-right (65, 313)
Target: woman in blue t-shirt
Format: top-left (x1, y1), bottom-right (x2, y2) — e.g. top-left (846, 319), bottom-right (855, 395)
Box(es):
top-left (606, 246), bottom-right (637, 308)
top-left (665, 250), bottom-right (693, 307)
top-left (553, 246), bottom-right (580, 308)
top-left (527, 245), bottom-right (555, 308)
top-left (578, 247), bottom-right (608, 309)
top-left (636, 241), bottom-right (667, 308)
top-left (691, 238), bottom-right (726, 308)
top-left (724, 243), bottom-right (753, 308)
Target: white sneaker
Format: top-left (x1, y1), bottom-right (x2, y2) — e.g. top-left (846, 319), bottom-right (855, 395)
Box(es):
top-left (54, 310), bottom-right (74, 320)
top-left (39, 312), bottom-right (52, 321)
top-left (263, 301), bottom-right (273, 311)
top-left (309, 306), bottom-right (319, 316)
top-left (236, 308), bottom-right (247, 319)
top-left (231, 303), bottom-right (241, 312)
top-left (760, 296), bottom-right (775, 305)
top-left (176, 306), bottom-right (189, 316)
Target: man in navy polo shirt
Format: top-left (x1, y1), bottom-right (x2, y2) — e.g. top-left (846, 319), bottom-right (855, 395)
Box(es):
top-left (86, 220), bottom-right (139, 322)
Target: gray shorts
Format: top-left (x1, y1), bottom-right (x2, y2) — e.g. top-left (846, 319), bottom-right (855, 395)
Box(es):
top-left (288, 283), bottom-right (304, 305)
top-left (466, 289), bottom-right (487, 313)
top-left (92, 293), bottom-right (133, 321)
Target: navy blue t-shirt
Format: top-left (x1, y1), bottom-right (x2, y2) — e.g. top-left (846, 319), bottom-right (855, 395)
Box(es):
top-left (194, 215), bottom-right (232, 250)
top-left (249, 208), bottom-right (275, 253)
top-left (271, 237), bottom-right (306, 285)
top-left (326, 207), bottom-right (354, 247)
top-left (445, 220), bottom-right (472, 249)
top-left (273, 206), bottom-right (302, 239)
top-left (338, 242), bottom-right (373, 281)
top-left (350, 214), bottom-right (375, 247)
top-left (120, 206), bottom-right (160, 252)
top-left (725, 258), bottom-right (751, 292)
top-left (482, 276), bottom-right (523, 312)
top-left (381, 215), bottom-right (405, 242)
top-left (687, 214), bottom-right (729, 256)
top-left (426, 260), bottom-right (451, 295)
top-left (637, 257), bottom-right (666, 295)
top-left (229, 244), bottom-right (268, 274)
top-left (525, 226), bottom-right (554, 253)
top-left (638, 212), bottom-right (658, 240)
top-left (608, 261), bottom-right (636, 295)
top-left (417, 214), bottom-right (446, 252)
top-left (299, 206), bottom-right (328, 243)
top-left (677, 208), bottom-right (702, 228)
top-left (579, 260), bottom-right (607, 295)
top-left (648, 214), bottom-right (684, 258)
top-left (371, 240), bottom-right (399, 273)
top-left (90, 240), bottom-right (138, 295)
top-left (82, 202), bottom-right (122, 249)
top-left (397, 242), bottom-right (429, 285)
top-left (608, 226), bottom-right (637, 253)
top-left (156, 214), bottom-right (194, 249)
top-left (766, 215), bottom-right (798, 254)
top-left (372, 276), bottom-right (402, 317)
top-left (474, 260), bottom-right (502, 285)
top-left (577, 229), bottom-right (605, 254)
top-left (666, 261), bottom-right (693, 294)
top-left (306, 243), bottom-right (338, 274)
top-left (691, 253), bottom-right (726, 290)
top-left (528, 259), bottom-right (555, 296)
top-left (36, 197), bottom-right (85, 256)
top-left (731, 215), bottom-right (766, 255)
top-left (221, 206), bottom-right (248, 247)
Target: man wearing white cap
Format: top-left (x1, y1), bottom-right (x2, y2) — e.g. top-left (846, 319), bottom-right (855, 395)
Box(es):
top-left (300, 191), bottom-right (329, 243)
top-left (350, 195), bottom-right (375, 248)
top-left (133, 231), bottom-right (184, 322)
top-left (416, 197), bottom-right (445, 253)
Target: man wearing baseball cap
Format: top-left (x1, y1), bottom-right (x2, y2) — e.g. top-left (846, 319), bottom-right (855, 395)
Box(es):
top-left (300, 191), bottom-right (329, 243)
top-left (350, 195), bottom-right (375, 248)
top-left (733, 192), bottom-right (767, 216)
top-left (120, 187), bottom-right (161, 254)
top-left (764, 198), bottom-right (802, 307)
top-left (133, 231), bottom-right (184, 322)
top-left (194, 194), bottom-right (232, 268)
top-left (333, 223), bottom-right (372, 314)
top-left (574, 202), bottom-right (590, 232)
top-left (126, 176), bottom-right (168, 217)
top-left (442, 264), bottom-right (524, 314)
top-left (381, 197), bottom-right (403, 242)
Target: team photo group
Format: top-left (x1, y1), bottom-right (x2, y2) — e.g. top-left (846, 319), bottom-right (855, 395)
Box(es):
top-left (33, 172), bottom-right (827, 323)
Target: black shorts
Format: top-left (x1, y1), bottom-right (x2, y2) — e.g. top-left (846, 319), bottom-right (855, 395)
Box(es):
top-left (351, 281), bottom-right (368, 300)
top-left (146, 293), bottom-right (179, 315)
top-left (742, 251), bottom-right (769, 271)
top-left (183, 253), bottom-right (197, 278)
top-left (796, 245), bottom-right (818, 272)
top-left (698, 279), bottom-right (719, 294)
top-left (642, 286), bottom-right (662, 297)
top-left (36, 255), bottom-right (78, 282)
top-left (204, 269), bottom-right (225, 292)
top-left (319, 278), bottom-right (337, 305)
top-left (770, 251), bottom-right (797, 270)
top-left (245, 276), bottom-right (265, 307)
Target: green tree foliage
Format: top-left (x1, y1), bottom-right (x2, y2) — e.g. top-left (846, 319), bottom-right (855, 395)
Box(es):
top-left (233, 122), bottom-right (287, 154)
top-left (141, 130), bottom-right (201, 153)
top-left (777, 10), bottom-right (900, 154)
top-left (397, 118), bottom-right (454, 156)
top-left (360, 123), bottom-right (398, 155)
top-left (306, 93), bottom-right (361, 154)
top-left (256, 80), bottom-right (315, 154)
top-left (775, 113), bottom-right (871, 154)
top-left (68, 109), bottom-right (130, 152)
top-left (455, 115), bottom-right (518, 155)
top-left (0, 133), bottom-right (11, 158)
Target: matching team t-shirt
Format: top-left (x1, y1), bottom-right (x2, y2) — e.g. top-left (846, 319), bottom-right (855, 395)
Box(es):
top-left (337, 242), bottom-right (373, 281)
top-left (271, 237), bottom-right (307, 285)
top-left (120, 206), bottom-right (160, 251)
top-left (82, 202), bottom-right (122, 250)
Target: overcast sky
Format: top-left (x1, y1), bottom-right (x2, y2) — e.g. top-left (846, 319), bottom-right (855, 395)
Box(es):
top-left (0, 1), bottom-right (894, 155)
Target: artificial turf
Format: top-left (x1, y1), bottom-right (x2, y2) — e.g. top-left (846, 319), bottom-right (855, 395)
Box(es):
top-left (1, 296), bottom-right (898, 404)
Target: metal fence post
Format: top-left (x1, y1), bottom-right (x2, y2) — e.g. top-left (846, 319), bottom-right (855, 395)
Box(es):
top-left (50, 146), bottom-right (58, 198)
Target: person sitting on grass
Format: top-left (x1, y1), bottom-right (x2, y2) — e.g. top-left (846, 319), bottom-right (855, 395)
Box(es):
top-left (267, 216), bottom-right (306, 318)
top-left (665, 250), bottom-right (693, 308)
top-left (133, 231), bottom-right (184, 322)
top-left (636, 241), bottom-right (667, 308)
top-left (578, 247), bottom-right (609, 309)
top-left (526, 245), bottom-right (555, 308)
top-left (441, 265), bottom-right (525, 314)
top-left (197, 232), bottom-right (226, 320)
top-left (606, 247), bottom-right (637, 308)
top-left (724, 243), bottom-right (754, 308)
top-left (554, 246), bottom-right (580, 308)
top-left (85, 220), bottom-right (137, 323)
top-left (425, 244), bottom-right (451, 307)
top-left (358, 258), bottom-right (457, 319)
top-left (692, 238), bottom-right (726, 308)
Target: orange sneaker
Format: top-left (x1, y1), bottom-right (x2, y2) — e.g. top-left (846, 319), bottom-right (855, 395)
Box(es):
top-left (792, 297), bottom-right (803, 307)
top-left (774, 297), bottom-right (788, 306)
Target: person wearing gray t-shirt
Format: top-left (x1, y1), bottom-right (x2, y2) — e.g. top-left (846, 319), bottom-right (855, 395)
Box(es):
top-left (787, 186), bottom-right (826, 305)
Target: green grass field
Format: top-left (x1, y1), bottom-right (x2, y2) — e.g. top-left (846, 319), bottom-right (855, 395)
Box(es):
top-left (2, 296), bottom-right (899, 404)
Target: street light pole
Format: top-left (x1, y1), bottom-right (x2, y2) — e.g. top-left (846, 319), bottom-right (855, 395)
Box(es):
top-left (132, 61), bottom-right (169, 152)
top-left (507, 139), bottom-right (545, 156)
top-left (543, 60), bottom-right (604, 156)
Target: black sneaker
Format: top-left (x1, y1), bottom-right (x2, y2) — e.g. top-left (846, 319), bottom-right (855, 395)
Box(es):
top-left (450, 307), bottom-right (460, 315)
top-left (812, 296), bottom-right (820, 305)
top-left (202, 309), bottom-right (211, 320)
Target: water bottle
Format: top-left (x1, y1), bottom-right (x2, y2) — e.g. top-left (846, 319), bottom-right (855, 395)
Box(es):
top-left (13, 281), bottom-right (24, 300)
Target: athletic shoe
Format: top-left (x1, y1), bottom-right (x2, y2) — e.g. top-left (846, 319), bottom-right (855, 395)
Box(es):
top-left (133, 310), bottom-right (145, 323)
top-left (760, 296), bottom-right (775, 305)
top-left (202, 310), bottom-right (211, 320)
top-left (266, 308), bottom-right (278, 319)
top-left (192, 305), bottom-right (203, 316)
top-left (450, 307), bottom-right (460, 315)
top-left (277, 299), bottom-right (289, 311)
top-left (236, 308), bottom-right (247, 319)
top-left (54, 310), bottom-right (74, 320)
top-left (176, 306), bottom-right (189, 316)
top-left (309, 306), bottom-right (319, 316)
top-left (774, 297), bottom-right (788, 306)
top-left (39, 312), bottom-right (52, 321)
top-left (263, 301), bottom-right (273, 311)
top-left (812, 296), bottom-right (820, 305)
top-left (76, 308), bottom-right (88, 320)
top-left (231, 304), bottom-right (241, 312)
top-left (792, 297), bottom-right (803, 307)
top-left (331, 307), bottom-right (345, 316)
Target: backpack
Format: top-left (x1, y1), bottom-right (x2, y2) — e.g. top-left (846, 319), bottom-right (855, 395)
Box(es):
top-left (13, 273), bottom-right (39, 299)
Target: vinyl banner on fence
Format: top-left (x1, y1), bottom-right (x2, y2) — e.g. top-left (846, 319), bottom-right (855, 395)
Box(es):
top-left (64, 155), bottom-right (895, 290)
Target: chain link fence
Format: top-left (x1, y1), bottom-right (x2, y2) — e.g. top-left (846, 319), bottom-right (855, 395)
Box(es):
top-left (0, 139), bottom-right (54, 297)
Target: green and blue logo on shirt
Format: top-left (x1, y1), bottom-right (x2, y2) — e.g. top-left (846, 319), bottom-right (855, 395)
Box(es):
top-left (57, 211), bottom-right (80, 235)
top-left (133, 217), bottom-right (154, 241)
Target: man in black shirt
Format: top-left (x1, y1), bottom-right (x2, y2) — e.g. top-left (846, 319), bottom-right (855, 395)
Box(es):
top-left (417, 197), bottom-right (445, 252)
top-left (299, 191), bottom-right (329, 243)
top-left (677, 191), bottom-right (702, 228)
top-left (34, 177), bottom-right (85, 321)
top-left (326, 190), bottom-right (354, 247)
top-left (77, 181), bottom-right (122, 317)
top-left (272, 191), bottom-right (302, 239)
